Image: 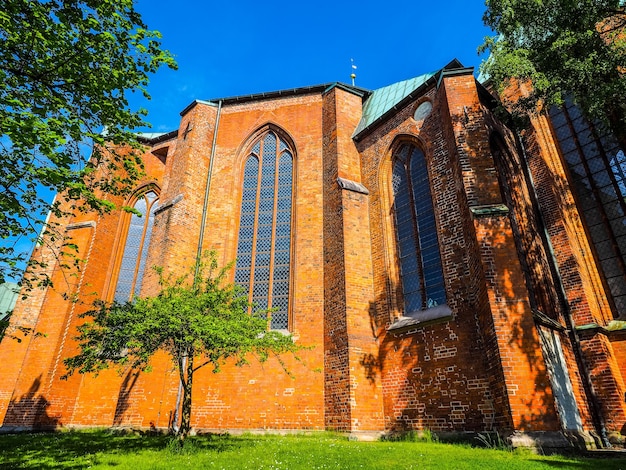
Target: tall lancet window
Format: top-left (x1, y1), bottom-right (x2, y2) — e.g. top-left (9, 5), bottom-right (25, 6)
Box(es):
top-left (114, 190), bottom-right (159, 302)
top-left (235, 131), bottom-right (293, 330)
top-left (550, 100), bottom-right (626, 316)
top-left (392, 144), bottom-right (446, 312)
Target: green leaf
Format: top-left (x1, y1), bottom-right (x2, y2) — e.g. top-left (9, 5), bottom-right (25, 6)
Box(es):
top-left (62, 252), bottom-right (308, 438)
top-left (0, 0), bottom-right (176, 287)
top-left (481, 0), bottom-right (626, 144)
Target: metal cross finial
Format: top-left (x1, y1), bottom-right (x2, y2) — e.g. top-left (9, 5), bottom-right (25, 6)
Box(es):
top-left (183, 122), bottom-right (193, 140)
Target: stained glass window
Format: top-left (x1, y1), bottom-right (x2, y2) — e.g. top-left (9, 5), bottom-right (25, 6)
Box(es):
top-left (392, 144), bottom-right (446, 313)
top-left (235, 131), bottom-right (293, 330)
top-left (114, 190), bottom-right (159, 302)
top-left (549, 100), bottom-right (626, 316)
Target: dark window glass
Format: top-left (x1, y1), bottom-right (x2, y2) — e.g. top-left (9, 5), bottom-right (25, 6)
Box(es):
top-left (114, 190), bottom-right (159, 302)
top-left (234, 132), bottom-right (293, 330)
top-left (549, 103), bottom-right (626, 317)
top-left (392, 144), bottom-right (446, 313)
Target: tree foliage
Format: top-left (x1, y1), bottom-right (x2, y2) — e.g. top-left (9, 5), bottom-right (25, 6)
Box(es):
top-left (63, 253), bottom-right (304, 438)
top-left (480, 0), bottom-right (626, 143)
top-left (0, 0), bottom-right (176, 285)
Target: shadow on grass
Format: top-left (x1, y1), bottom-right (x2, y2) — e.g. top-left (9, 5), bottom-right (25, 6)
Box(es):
top-left (2, 430), bottom-right (626, 469)
top-left (525, 458), bottom-right (626, 469)
top-left (0, 429), bottom-right (254, 469)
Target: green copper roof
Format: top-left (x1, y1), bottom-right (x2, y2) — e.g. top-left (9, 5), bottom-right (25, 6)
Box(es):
top-left (0, 282), bottom-right (18, 319)
top-left (352, 59), bottom-right (469, 139)
top-left (353, 71), bottom-right (436, 138)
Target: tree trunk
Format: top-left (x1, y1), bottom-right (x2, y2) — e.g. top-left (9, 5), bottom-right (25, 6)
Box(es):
top-left (178, 349), bottom-right (194, 439)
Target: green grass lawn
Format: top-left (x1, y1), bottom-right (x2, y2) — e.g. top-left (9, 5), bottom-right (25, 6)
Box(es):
top-left (0, 429), bottom-right (625, 469)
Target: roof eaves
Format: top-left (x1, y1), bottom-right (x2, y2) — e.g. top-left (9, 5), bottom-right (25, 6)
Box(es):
top-left (436, 66), bottom-right (475, 89)
top-left (323, 82), bottom-right (371, 98)
top-left (207, 83), bottom-right (339, 106)
top-left (180, 99), bottom-right (219, 117)
top-left (137, 129), bottom-right (179, 145)
top-left (179, 83), bottom-right (371, 115)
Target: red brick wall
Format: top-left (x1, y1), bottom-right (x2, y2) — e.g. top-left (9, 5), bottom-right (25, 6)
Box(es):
top-left (522, 112), bottom-right (626, 434)
top-left (610, 335), bottom-right (626, 400)
top-left (1, 92), bottom-right (329, 431)
top-left (322, 86), bottom-right (384, 434)
top-left (486, 125), bottom-right (594, 432)
top-left (4, 69), bottom-right (626, 440)
top-left (355, 69), bottom-right (574, 434)
top-left (322, 87), bottom-right (352, 431)
top-left (359, 73), bottom-right (501, 433)
top-left (0, 143), bottom-right (167, 428)
top-left (101, 95), bottom-right (328, 431)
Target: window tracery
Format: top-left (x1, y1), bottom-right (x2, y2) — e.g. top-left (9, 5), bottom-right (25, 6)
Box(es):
top-left (113, 189), bottom-right (159, 302)
top-left (235, 131), bottom-right (293, 330)
top-left (391, 143), bottom-right (446, 312)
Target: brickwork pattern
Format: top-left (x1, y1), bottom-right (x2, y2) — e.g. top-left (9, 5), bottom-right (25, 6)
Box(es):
top-left (3, 69), bottom-right (626, 441)
top-left (486, 122), bottom-right (593, 431)
top-left (1, 94), bottom-right (328, 431)
top-left (523, 113), bottom-right (626, 433)
top-left (358, 73), bottom-right (520, 433)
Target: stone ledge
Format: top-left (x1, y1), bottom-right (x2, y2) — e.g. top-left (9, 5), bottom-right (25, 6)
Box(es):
top-left (576, 320), bottom-right (626, 337)
top-left (348, 431), bottom-right (384, 442)
top-left (507, 430), bottom-right (598, 451)
top-left (66, 221), bottom-right (96, 231)
top-left (469, 204), bottom-right (509, 218)
top-left (387, 304), bottom-right (452, 335)
top-left (430, 430), bottom-right (598, 452)
top-left (337, 177), bottom-right (369, 195)
top-left (154, 194), bottom-right (183, 215)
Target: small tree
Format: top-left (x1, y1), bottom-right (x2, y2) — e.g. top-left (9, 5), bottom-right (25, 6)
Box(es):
top-left (63, 253), bottom-right (303, 438)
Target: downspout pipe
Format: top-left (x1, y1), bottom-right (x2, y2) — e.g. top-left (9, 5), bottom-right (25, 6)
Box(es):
top-left (196, 99), bottom-right (223, 277)
top-left (514, 129), bottom-right (610, 448)
top-left (193, 100), bottom-right (222, 276)
top-left (172, 100), bottom-right (223, 433)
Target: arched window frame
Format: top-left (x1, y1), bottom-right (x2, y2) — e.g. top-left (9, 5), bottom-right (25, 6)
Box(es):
top-left (389, 141), bottom-right (447, 316)
top-left (549, 101), bottom-right (626, 318)
top-left (106, 184), bottom-right (160, 303)
top-left (233, 126), bottom-right (296, 331)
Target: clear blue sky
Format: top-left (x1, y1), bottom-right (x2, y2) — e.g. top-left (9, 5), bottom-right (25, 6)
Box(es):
top-left (8, 1), bottom-right (494, 281)
top-left (132, 0), bottom-right (494, 134)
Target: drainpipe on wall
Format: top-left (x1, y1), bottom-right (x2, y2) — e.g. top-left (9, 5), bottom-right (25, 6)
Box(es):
top-left (195, 99), bottom-right (223, 278)
top-left (172, 100), bottom-right (223, 433)
top-left (514, 129), bottom-right (610, 448)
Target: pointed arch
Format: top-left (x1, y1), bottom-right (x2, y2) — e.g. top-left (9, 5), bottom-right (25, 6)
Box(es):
top-left (235, 123), bottom-right (298, 167)
top-left (389, 140), bottom-right (446, 313)
top-left (234, 127), bottom-right (295, 330)
top-left (108, 184), bottom-right (160, 302)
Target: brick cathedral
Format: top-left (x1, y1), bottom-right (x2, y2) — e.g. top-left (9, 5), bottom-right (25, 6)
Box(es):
top-left (2, 59), bottom-right (626, 448)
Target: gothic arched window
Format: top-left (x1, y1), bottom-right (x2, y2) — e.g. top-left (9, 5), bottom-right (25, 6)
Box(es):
top-left (550, 100), bottom-right (626, 316)
top-left (113, 190), bottom-right (159, 302)
top-left (392, 143), bottom-right (445, 312)
top-left (234, 131), bottom-right (293, 330)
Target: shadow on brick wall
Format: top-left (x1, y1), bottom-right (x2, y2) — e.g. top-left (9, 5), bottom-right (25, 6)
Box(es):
top-left (357, 115), bottom-right (569, 432)
top-left (113, 369), bottom-right (140, 426)
top-left (3, 375), bottom-right (60, 429)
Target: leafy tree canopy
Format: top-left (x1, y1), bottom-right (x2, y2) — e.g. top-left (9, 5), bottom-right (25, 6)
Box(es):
top-left (480, 0), bottom-right (626, 143)
top-left (0, 0), bottom-right (176, 285)
top-left (63, 253), bottom-right (305, 438)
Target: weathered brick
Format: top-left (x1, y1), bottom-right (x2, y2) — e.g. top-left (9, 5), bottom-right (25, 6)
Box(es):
top-left (1, 63), bottom-right (625, 445)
